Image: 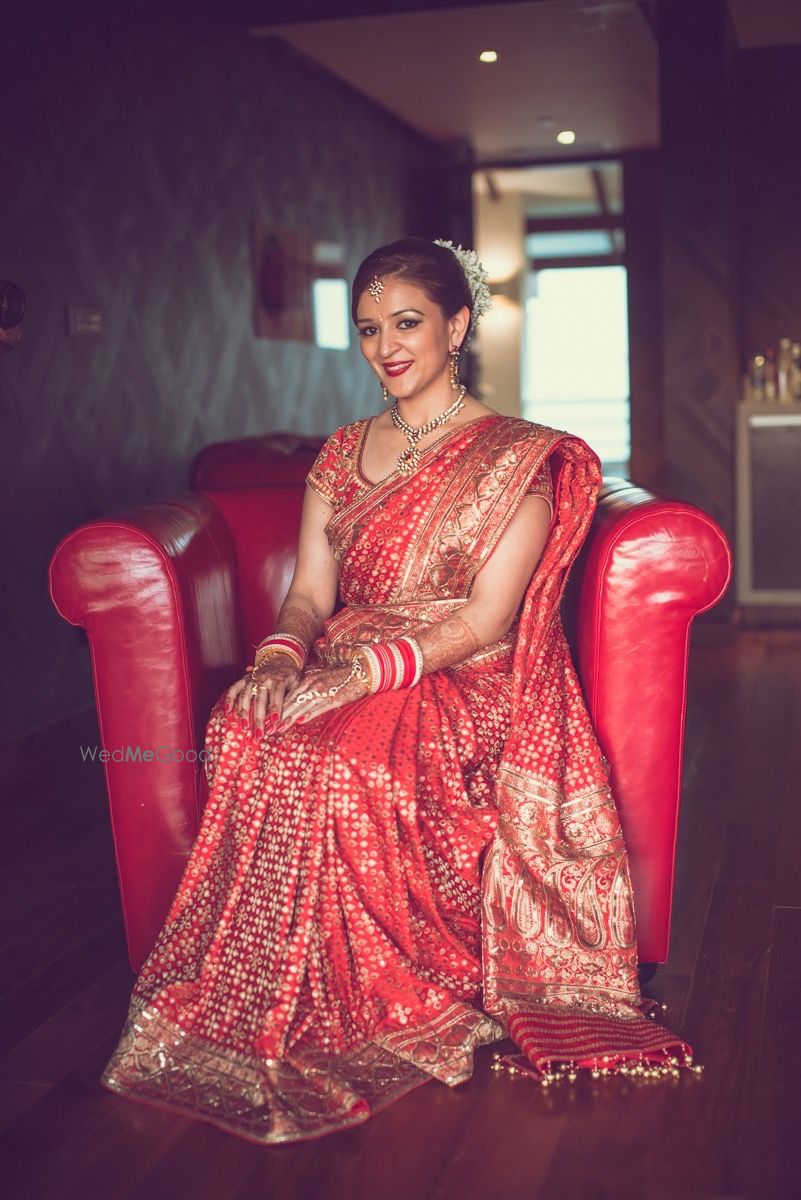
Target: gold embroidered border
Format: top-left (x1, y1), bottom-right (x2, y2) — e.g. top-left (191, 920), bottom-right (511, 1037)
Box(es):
top-left (373, 1001), bottom-right (506, 1085)
top-left (100, 994), bottom-right (506, 1145)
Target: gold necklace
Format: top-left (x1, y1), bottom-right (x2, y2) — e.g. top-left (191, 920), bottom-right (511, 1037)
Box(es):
top-left (390, 385), bottom-right (466, 474)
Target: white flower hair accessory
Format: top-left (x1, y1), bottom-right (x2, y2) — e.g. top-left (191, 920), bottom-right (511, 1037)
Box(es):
top-left (433, 238), bottom-right (492, 337)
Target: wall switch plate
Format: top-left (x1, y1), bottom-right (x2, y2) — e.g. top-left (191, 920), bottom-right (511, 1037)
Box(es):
top-left (66, 305), bottom-right (103, 336)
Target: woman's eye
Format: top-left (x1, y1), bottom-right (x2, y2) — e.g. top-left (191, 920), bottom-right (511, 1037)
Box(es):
top-left (357, 318), bottom-right (418, 337)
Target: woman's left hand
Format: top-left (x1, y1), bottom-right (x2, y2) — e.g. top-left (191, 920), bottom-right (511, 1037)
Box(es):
top-left (279, 661), bottom-right (371, 731)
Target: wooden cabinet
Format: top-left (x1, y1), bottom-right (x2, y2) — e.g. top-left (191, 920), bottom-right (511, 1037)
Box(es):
top-left (736, 400), bottom-right (801, 605)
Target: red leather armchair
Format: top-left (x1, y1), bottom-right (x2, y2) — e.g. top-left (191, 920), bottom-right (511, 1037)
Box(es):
top-left (189, 431), bottom-right (324, 491)
top-left (49, 456), bottom-right (731, 974)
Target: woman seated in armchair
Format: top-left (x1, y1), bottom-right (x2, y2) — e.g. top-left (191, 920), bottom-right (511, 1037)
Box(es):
top-left (101, 237), bottom-right (697, 1145)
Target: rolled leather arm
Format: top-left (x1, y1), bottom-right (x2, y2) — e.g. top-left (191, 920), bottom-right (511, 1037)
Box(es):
top-left (573, 479), bottom-right (732, 962)
top-left (49, 493), bottom-right (244, 970)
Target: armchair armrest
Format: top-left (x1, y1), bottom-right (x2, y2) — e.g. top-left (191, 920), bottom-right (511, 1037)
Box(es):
top-left (49, 493), bottom-right (244, 970)
top-left (49, 485), bottom-right (306, 971)
top-left (574, 479), bottom-right (732, 961)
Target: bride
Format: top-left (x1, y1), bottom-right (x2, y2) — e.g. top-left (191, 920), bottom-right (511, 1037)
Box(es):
top-left (100, 236), bottom-right (697, 1144)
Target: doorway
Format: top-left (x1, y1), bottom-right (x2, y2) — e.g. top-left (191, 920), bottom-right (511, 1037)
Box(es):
top-left (473, 160), bottom-right (630, 475)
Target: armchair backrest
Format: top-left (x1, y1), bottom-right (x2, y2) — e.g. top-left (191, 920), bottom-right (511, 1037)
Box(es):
top-left (204, 485), bottom-right (305, 655)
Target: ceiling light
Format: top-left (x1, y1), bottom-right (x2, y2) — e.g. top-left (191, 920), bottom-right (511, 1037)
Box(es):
top-left (479, 50), bottom-right (498, 63)
top-left (557, 130), bottom-right (576, 145)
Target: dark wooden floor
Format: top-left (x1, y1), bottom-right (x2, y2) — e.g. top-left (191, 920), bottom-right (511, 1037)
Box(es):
top-left (1, 627), bottom-right (799, 1200)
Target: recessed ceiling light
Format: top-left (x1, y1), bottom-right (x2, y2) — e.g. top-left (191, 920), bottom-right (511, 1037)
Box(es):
top-left (479, 50), bottom-right (498, 63)
top-left (556, 130), bottom-right (576, 145)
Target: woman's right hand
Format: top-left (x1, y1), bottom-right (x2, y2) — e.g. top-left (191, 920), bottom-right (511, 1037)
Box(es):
top-left (224, 655), bottom-right (301, 733)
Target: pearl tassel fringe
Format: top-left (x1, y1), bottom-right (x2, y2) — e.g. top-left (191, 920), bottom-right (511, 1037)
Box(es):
top-left (490, 1001), bottom-right (704, 1085)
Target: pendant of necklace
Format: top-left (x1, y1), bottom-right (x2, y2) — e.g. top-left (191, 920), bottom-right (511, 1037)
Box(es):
top-left (390, 385), bottom-right (467, 474)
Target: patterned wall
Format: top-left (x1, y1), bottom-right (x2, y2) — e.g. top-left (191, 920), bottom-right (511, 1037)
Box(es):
top-left (623, 149), bottom-right (664, 492)
top-left (739, 45), bottom-right (801, 359)
top-left (625, 16), bottom-right (801, 613)
top-left (657, 0), bottom-right (741, 550)
top-left (0, 13), bottom-right (467, 741)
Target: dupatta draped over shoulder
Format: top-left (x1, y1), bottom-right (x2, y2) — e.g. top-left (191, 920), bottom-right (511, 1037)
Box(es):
top-left (100, 412), bottom-right (694, 1146)
top-left (310, 413), bottom-right (692, 1075)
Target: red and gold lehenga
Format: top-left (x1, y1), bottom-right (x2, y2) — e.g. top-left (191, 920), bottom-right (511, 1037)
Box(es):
top-left (100, 413), bottom-right (695, 1144)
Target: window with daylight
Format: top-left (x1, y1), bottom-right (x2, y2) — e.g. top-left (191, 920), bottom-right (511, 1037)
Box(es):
top-left (523, 263), bottom-right (630, 470)
top-left (521, 161), bottom-right (630, 473)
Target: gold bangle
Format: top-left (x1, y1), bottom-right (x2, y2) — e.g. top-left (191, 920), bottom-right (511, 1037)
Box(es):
top-left (349, 645), bottom-right (378, 694)
top-left (254, 645), bottom-right (304, 672)
top-left (254, 634), bottom-right (307, 671)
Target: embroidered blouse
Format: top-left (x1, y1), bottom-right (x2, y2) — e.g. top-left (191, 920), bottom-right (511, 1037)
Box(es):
top-left (305, 417), bottom-right (554, 520)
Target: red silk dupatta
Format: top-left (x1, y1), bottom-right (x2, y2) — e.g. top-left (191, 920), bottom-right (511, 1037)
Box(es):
top-left (473, 427), bottom-right (696, 1085)
top-left (320, 412), bottom-right (695, 1084)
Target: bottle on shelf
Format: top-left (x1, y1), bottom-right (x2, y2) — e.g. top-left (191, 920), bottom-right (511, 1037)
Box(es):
top-left (777, 337), bottom-right (794, 404)
top-left (743, 327), bottom-right (801, 404)
top-left (747, 352), bottom-right (766, 402)
top-left (764, 346), bottom-right (777, 401)
top-left (791, 342), bottom-right (801, 401)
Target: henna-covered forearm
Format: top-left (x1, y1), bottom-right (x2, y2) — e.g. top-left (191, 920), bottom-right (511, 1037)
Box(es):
top-left (265, 595), bottom-right (324, 654)
top-left (415, 611), bottom-right (484, 674)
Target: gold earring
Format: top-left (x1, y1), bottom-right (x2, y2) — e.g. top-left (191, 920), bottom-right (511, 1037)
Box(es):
top-left (381, 383), bottom-right (390, 403)
top-left (449, 348), bottom-right (461, 391)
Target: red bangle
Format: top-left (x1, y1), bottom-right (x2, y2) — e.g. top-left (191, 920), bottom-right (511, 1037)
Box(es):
top-left (255, 634), bottom-right (307, 672)
top-left (373, 642), bottom-right (393, 692)
top-left (395, 637), bottom-right (416, 687)
top-left (356, 637), bottom-right (424, 693)
top-left (257, 634), bottom-right (306, 657)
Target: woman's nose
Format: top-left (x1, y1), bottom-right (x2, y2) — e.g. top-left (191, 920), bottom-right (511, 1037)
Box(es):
top-left (378, 326), bottom-right (399, 357)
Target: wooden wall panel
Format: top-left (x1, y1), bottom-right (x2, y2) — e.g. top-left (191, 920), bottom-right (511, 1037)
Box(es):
top-left (624, 149), bottom-right (664, 491)
top-left (657, 0), bottom-right (741, 550)
top-left (739, 45), bottom-right (801, 360)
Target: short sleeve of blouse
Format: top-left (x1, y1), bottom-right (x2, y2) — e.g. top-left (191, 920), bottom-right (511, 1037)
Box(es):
top-left (305, 429), bottom-right (342, 506)
top-left (526, 457), bottom-right (554, 518)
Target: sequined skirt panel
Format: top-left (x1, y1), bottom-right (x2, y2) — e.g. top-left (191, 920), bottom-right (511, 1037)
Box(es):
top-left (100, 607), bottom-right (512, 1143)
